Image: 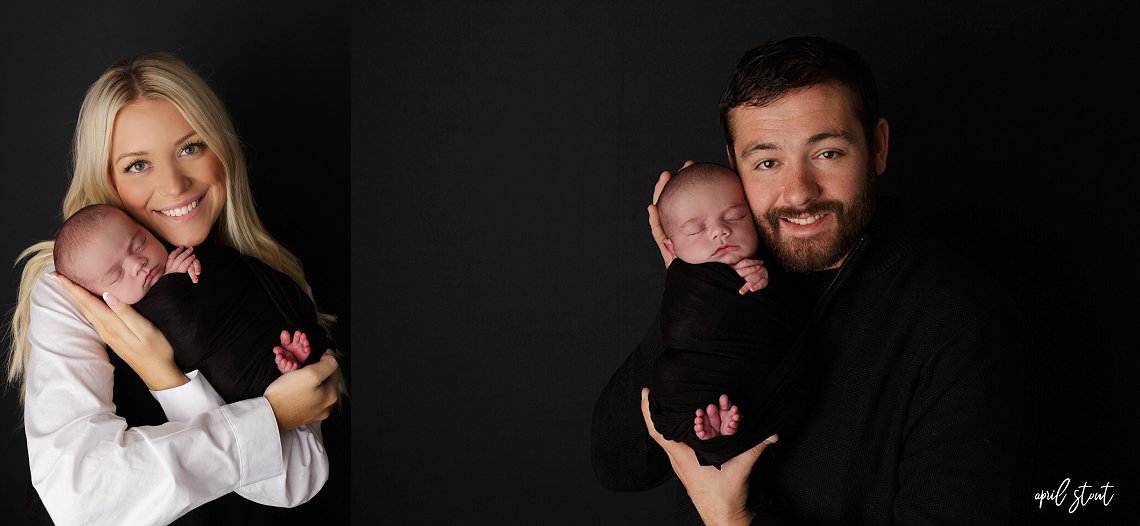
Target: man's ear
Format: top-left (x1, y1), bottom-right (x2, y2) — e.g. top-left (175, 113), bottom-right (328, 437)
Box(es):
top-left (873, 117), bottom-right (889, 176)
top-left (725, 144), bottom-right (736, 170)
top-left (662, 238), bottom-right (676, 257)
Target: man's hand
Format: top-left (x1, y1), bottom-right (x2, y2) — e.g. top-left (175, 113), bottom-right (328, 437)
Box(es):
top-left (641, 388), bottom-right (777, 526)
top-left (731, 258), bottom-right (769, 295)
top-left (165, 245), bottom-right (201, 284)
top-left (648, 160), bottom-right (695, 268)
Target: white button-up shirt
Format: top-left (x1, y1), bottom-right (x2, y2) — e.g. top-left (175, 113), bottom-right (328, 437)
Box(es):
top-left (23, 270), bottom-right (329, 525)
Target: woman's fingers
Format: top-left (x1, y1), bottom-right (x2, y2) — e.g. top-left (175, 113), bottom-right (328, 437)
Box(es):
top-left (49, 272), bottom-right (121, 339)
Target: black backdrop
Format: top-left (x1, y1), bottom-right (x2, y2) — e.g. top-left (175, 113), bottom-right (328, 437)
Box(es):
top-left (0, 1), bottom-right (350, 524)
top-left (3, 1), bottom-right (1139, 525)
top-left (358, 1), bottom-right (1137, 525)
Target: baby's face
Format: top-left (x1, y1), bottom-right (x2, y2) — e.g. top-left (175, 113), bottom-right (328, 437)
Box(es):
top-left (663, 178), bottom-right (759, 265)
top-left (72, 210), bottom-right (169, 305)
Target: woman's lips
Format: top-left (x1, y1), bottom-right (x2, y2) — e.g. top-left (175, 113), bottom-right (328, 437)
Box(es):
top-left (153, 193), bottom-right (206, 224)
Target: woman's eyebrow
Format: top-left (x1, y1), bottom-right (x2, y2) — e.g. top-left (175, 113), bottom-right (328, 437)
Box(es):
top-left (112, 132), bottom-right (197, 163)
top-left (115, 150), bottom-right (147, 163)
top-left (173, 131), bottom-right (196, 146)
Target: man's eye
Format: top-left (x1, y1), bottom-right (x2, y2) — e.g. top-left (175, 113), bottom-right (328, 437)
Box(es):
top-left (124, 161), bottom-right (149, 173)
top-left (819, 150), bottom-right (840, 160)
top-left (756, 160), bottom-right (776, 170)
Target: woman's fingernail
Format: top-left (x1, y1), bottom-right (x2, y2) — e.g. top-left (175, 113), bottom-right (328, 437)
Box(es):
top-left (102, 292), bottom-right (120, 307)
top-left (45, 272), bottom-right (60, 284)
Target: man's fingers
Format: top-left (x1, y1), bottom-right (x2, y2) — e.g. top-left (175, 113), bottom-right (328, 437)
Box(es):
top-left (723, 434), bottom-right (779, 478)
top-left (640, 388), bottom-right (691, 459)
top-left (651, 170), bottom-right (672, 205)
top-left (680, 159), bottom-right (695, 170)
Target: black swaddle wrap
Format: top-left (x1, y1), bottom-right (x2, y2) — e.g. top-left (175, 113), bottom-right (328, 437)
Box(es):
top-left (649, 258), bottom-right (812, 468)
top-left (134, 242), bottom-right (331, 403)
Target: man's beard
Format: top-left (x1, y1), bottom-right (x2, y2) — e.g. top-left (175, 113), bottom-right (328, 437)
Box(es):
top-left (755, 171), bottom-right (876, 273)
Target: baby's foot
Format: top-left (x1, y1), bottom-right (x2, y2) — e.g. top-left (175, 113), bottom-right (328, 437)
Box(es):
top-left (694, 394), bottom-right (741, 440)
top-left (273, 330), bottom-right (312, 373)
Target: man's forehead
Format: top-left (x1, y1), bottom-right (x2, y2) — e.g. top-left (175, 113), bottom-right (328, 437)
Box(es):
top-left (727, 84), bottom-right (860, 142)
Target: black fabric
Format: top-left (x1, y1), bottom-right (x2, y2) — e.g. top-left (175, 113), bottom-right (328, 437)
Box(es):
top-left (592, 202), bottom-right (1028, 525)
top-left (135, 242), bottom-right (329, 403)
top-left (648, 259), bottom-right (810, 468)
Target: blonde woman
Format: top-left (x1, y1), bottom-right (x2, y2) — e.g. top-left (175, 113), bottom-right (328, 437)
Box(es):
top-left (8, 53), bottom-right (341, 525)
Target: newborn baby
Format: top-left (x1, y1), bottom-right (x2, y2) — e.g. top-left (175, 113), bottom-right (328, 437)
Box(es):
top-left (649, 162), bottom-right (810, 468)
top-left (53, 204), bottom-right (325, 402)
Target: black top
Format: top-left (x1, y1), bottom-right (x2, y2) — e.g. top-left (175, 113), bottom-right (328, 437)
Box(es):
top-left (592, 204), bottom-right (1028, 525)
top-left (649, 259), bottom-right (810, 468)
top-left (135, 242), bottom-right (329, 402)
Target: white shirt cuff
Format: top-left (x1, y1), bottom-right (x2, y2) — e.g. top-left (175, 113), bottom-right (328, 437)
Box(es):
top-left (150, 370), bottom-right (225, 422)
top-left (221, 397), bottom-right (285, 485)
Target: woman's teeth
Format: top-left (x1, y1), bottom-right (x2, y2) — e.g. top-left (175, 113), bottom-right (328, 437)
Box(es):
top-left (161, 199), bottom-right (199, 217)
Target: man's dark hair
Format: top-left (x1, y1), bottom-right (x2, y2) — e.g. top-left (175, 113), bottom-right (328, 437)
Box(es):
top-left (719, 36), bottom-right (881, 158)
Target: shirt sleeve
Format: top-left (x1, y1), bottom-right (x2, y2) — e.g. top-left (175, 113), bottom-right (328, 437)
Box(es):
top-left (22, 272), bottom-right (315, 525)
top-left (591, 314), bottom-right (675, 491)
top-left (149, 371), bottom-right (331, 507)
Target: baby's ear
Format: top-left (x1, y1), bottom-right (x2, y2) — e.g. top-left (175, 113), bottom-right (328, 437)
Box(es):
top-left (662, 238), bottom-right (676, 257)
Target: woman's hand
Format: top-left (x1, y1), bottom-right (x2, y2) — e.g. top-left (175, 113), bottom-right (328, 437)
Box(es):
top-left (641, 388), bottom-right (777, 526)
top-left (49, 272), bottom-right (187, 391)
top-left (263, 350), bottom-right (340, 431)
top-left (648, 160), bottom-right (695, 268)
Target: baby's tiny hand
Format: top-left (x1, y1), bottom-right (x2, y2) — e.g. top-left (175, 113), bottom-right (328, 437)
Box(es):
top-left (165, 246), bottom-right (201, 283)
top-left (732, 258), bottom-right (768, 295)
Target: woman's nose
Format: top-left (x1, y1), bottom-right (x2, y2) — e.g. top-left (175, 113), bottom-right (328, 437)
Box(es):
top-left (155, 163), bottom-right (192, 197)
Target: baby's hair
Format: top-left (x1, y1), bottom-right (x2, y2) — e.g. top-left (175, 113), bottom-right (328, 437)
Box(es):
top-left (656, 162), bottom-right (740, 236)
top-left (53, 203), bottom-right (120, 290)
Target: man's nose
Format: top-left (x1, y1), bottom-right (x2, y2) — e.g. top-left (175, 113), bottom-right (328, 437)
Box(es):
top-left (782, 161), bottom-right (821, 207)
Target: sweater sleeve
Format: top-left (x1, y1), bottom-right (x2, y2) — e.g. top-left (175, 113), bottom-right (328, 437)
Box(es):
top-left (22, 272), bottom-right (320, 524)
top-left (591, 314), bottom-right (675, 491)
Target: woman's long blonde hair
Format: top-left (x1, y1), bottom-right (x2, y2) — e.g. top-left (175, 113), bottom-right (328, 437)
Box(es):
top-left (7, 52), bottom-right (335, 402)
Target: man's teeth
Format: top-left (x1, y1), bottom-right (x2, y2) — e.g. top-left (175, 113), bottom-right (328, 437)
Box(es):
top-left (786, 214), bottom-right (823, 225)
top-left (161, 199), bottom-right (198, 217)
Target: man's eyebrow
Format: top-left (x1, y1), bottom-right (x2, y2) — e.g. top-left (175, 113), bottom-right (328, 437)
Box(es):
top-left (739, 142), bottom-right (778, 158)
top-left (806, 130), bottom-right (855, 145)
top-left (112, 131), bottom-right (198, 164)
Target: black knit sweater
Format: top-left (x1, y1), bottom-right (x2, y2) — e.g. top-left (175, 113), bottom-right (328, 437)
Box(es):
top-left (592, 206), bottom-right (1027, 525)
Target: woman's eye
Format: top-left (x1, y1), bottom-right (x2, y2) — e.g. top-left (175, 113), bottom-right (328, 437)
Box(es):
top-left (179, 142), bottom-right (205, 156)
top-left (124, 160), bottom-right (149, 173)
